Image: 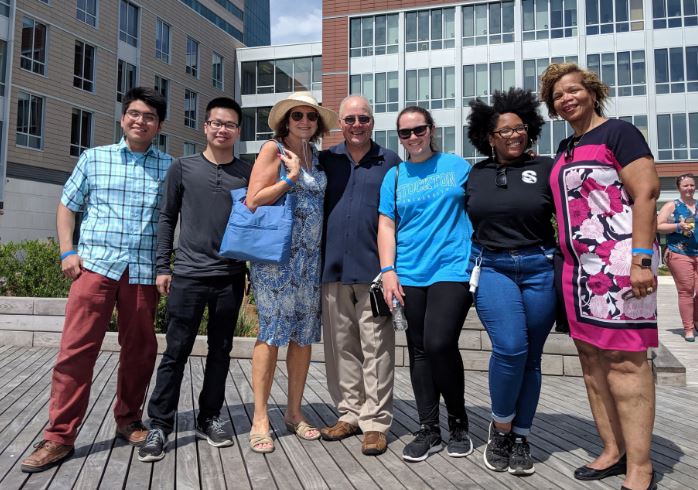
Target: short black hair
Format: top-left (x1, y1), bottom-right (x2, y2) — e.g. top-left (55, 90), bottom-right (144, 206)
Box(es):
top-left (122, 87), bottom-right (167, 121)
top-left (205, 97), bottom-right (242, 123)
top-left (467, 88), bottom-right (545, 157)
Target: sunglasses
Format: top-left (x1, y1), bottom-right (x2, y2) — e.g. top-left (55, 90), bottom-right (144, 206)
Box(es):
top-left (342, 115), bottom-right (372, 125)
top-left (397, 125), bottom-right (430, 139)
top-left (495, 166), bottom-right (507, 188)
top-left (290, 111), bottom-right (319, 122)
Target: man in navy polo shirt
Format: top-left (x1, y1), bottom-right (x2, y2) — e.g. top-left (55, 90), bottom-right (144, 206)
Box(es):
top-left (319, 95), bottom-right (401, 456)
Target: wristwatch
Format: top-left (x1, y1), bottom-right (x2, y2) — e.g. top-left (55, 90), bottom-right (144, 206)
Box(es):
top-left (632, 257), bottom-right (652, 269)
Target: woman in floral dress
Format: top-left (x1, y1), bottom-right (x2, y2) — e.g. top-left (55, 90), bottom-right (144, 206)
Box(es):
top-left (540, 64), bottom-right (659, 490)
top-left (245, 92), bottom-right (337, 453)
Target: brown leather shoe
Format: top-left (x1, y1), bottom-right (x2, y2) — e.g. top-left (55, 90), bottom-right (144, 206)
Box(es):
top-left (115, 420), bottom-right (149, 446)
top-left (320, 421), bottom-right (360, 441)
top-left (21, 440), bottom-right (74, 473)
top-left (362, 431), bottom-right (388, 456)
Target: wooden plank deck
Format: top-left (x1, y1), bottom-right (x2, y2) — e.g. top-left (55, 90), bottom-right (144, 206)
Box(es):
top-left (0, 347), bottom-right (696, 489)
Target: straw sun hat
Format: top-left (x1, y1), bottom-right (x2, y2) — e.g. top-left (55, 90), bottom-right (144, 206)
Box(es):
top-left (267, 91), bottom-right (338, 132)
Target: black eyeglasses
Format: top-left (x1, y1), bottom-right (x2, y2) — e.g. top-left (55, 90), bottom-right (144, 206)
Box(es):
top-left (565, 135), bottom-right (583, 160)
top-left (495, 166), bottom-right (507, 188)
top-left (290, 111), bottom-right (320, 122)
top-left (397, 125), bottom-right (430, 139)
top-left (342, 115), bottom-right (372, 125)
top-left (206, 120), bottom-right (240, 130)
top-left (492, 124), bottom-right (528, 138)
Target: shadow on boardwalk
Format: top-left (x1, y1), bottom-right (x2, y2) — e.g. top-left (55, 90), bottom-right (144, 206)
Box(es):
top-left (0, 346), bottom-right (695, 489)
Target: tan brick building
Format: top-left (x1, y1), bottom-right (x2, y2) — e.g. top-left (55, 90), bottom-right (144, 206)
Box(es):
top-left (0, 0), bottom-right (253, 242)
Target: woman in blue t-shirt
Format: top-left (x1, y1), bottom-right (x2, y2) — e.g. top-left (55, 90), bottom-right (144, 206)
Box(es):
top-left (377, 106), bottom-right (473, 462)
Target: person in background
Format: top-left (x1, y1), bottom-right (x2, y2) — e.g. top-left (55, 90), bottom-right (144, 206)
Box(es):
top-left (466, 88), bottom-right (557, 476)
top-left (138, 97), bottom-right (252, 462)
top-left (319, 95), bottom-right (400, 456)
top-left (378, 106), bottom-right (474, 462)
top-left (21, 88), bottom-right (171, 473)
top-left (657, 173), bottom-right (698, 341)
top-left (246, 92), bottom-right (337, 453)
top-left (540, 63), bottom-right (659, 490)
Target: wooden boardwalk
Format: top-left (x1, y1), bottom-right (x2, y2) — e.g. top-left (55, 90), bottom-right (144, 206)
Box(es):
top-left (0, 345), bottom-right (696, 489)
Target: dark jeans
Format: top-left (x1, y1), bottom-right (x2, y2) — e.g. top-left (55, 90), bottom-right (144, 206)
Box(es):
top-left (471, 245), bottom-right (556, 435)
top-left (148, 273), bottom-right (245, 434)
top-left (403, 282), bottom-right (473, 427)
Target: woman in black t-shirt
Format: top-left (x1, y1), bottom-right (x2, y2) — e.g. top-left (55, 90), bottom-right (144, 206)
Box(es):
top-left (465, 88), bottom-right (556, 477)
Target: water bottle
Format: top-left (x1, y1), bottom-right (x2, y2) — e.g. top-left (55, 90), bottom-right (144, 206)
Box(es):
top-left (392, 297), bottom-right (408, 332)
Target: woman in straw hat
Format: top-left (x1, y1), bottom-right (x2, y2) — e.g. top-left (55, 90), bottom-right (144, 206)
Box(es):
top-left (245, 91), bottom-right (337, 453)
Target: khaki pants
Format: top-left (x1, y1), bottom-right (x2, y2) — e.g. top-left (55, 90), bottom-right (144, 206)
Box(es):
top-left (321, 282), bottom-right (395, 433)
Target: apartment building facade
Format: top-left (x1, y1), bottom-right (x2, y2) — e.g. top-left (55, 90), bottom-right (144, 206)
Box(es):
top-left (315, 0), bottom-right (697, 203)
top-left (0, 0), bottom-right (263, 242)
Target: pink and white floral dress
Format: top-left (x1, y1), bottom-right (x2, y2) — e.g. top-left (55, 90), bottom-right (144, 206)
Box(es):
top-left (550, 119), bottom-right (658, 351)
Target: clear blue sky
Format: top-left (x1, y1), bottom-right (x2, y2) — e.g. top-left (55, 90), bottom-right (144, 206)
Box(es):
top-left (270, 0), bottom-right (322, 45)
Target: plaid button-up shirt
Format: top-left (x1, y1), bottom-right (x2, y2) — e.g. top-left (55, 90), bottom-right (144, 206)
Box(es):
top-left (61, 139), bottom-right (172, 284)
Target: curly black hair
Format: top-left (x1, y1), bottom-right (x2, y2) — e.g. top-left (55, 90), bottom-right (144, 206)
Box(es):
top-left (466, 88), bottom-right (545, 157)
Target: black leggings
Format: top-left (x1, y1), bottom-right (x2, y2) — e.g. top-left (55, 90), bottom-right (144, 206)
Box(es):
top-left (403, 282), bottom-right (472, 427)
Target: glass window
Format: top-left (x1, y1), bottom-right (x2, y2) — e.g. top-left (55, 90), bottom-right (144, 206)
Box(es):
top-left (70, 109), bottom-right (92, 157)
top-left (154, 75), bottom-right (169, 107)
top-left (350, 18), bottom-right (362, 58)
top-left (154, 133), bottom-right (168, 154)
top-left (73, 40), bottom-right (95, 92)
top-left (20, 17), bottom-right (47, 75)
top-left (293, 58), bottom-right (311, 91)
top-left (0, 41), bottom-right (6, 95)
top-left (657, 47), bottom-right (691, 93)
top-left (156, 19), bottom-right (170, 63)
top-left (374, 130), bottom-right (400, 154)
top-left (16, 91), bottom-right (44, 149)
top-left (463, 61), bottom-right (515, 105)
top-left (687, 46), bottom-right (698, 92)
top-left (656, 112), bottom-right (696, 160)
top-left (186, 37), bottom-right (199, 78)
top-left (239, 107), bottom-right (272, 141)
top-left (362, 16), bottom-right (374, 56)
top-left (119, 0), bottom-right (139, 47)
top-left (116, 59), bottom-right (136, 102)
top-left (406, 8), bottom-right (455, 52)
top-left (183, 142), bottom-right (197, 156)
top-left (241, 62), bottom-right (255, 95)
top-left (312, 56), bottom-right (322, 91)
top-left (589, 51), bottom-right (646, 97)
top-left (653, 0), bottom-right (697, 28)
top-left (522, 0), bottom-right (577, 41)
top-left (184, 89), bottom-right (197, 128)
top-left (257, 60), bottom-right (274, 93)
top-left (690, 112), bottom-right (698, 158)
top-left (351, 14), bottom-right (398, 57)
top-left (586, 0), bottom-right (643, 34)
top-left (212, 52), bottom-right (223, 90)
top-left (464, 1), bottom-right (514, 46)
top-left (463, 126), bottom-right (481, 161)
top-left (362, 73), bottom-right (374, 105)
top-left (76, 0), bottom-right (97, 27)
top-left (435, 127), bottom-right (456, 153)
top-left (275, 59), bottom-right (293, 93)
top-left (241, 108), bottom-right (255, 141)
top-left (406, 67), bottom-right (454, 110)
top-left (256, 107), bottom-right (272, 140)
top-left (534, 120), bottom-right (573, 157)
top-left (0, 0), bottom-right (9, 17)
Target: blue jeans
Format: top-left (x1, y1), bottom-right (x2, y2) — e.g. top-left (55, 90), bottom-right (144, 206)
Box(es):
top-left (470, 245), bottom-right (556, 435)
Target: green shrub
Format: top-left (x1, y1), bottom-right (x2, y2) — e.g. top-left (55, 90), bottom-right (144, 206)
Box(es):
top-left (0, 239), bottom-right (259, 337)
top-left (0, 239), bottom-right (72, 297)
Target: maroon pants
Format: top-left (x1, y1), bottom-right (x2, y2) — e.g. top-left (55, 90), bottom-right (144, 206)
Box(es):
top-left (44, 269), bottom-right (158, 445)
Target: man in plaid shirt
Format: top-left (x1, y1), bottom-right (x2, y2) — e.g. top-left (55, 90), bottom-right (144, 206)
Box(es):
top-left (21, 87), bottom-right (172, 473)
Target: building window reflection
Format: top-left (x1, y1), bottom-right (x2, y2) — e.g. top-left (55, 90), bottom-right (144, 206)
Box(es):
top-left (522, 0), bottom-right (577, 41)
top-left (463, 1), bottom-right (514, 46)
top-left (241, 56), bottom-right (322, 95)
top-left (588, 51), bottom-right (646, 96)
top-left (586, 0), bottom-right (644, 35)
top-left (652, 0), bottom-right (698, 29)
top-left (350, 14), bottom-right (399, 57)
top-left (657, 112), bottom-right (698, 160)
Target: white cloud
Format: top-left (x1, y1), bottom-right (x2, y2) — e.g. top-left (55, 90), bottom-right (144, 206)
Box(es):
top-left (271, 7), bottom-right (322, 45)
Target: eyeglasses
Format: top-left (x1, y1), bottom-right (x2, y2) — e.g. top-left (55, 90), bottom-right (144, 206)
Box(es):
top-left (397, 125), bottom-right (430, 139)
top-left (206, 120), bottom-right (240, 130)
top-left (290, 111), bottom-right (320, 122)
top-left (495, 166), bottom-right (507, 188)
top-left (125, 110), bottom-right (158, 124)
top-left (492, 124), bottom-right (528, 138)
top-left (342, 115), bottom-right (372, 126)
top-left (564, 135), bottom-right (583, 160)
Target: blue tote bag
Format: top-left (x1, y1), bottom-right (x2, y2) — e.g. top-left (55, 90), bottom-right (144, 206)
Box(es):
top-left (219, 146), bottom-right (296, 264)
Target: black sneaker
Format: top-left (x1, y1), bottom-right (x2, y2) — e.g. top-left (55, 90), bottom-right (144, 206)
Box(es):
top-left (447, 416), bottom-right (473, 457)
top-left (196, 416), bottom-right (234, 447)
top-left (509, 434), bottom-right (535, 475)
top-left (402, 425), bottom-right (442, 462)
top-left (483, 422), bottom-right (511, 472)
top-left (138, 429), bottom-right (167, 462)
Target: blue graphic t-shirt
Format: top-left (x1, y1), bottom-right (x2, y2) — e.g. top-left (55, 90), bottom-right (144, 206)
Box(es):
top-left (378, 152), bottom-right (473, 286)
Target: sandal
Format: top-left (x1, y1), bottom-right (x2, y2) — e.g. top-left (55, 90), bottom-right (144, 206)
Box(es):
top-left (285, 420), bottom-right (321, 441)
top-left (249, 432), bottom-right (274, 453)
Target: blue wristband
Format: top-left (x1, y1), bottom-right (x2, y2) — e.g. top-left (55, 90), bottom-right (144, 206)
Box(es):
top-left (677, 223), bottom-right (681, 233)
top-left (631, 247), bottom-right (653, 256)
top-left (380, 265), bottom-right (395, 273)
top-left (281, 176), bottom-right (294, 187)
top-left (60, 250), bottom-right (77, 261)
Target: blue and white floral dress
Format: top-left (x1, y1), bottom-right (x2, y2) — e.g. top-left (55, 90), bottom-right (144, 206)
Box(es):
top-left (250, 147), bottom-right (326, 347)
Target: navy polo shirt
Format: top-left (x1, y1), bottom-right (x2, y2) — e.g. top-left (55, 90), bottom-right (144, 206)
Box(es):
top-left (320, 140), bottom-right (401, 284)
